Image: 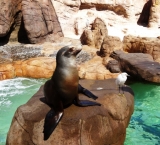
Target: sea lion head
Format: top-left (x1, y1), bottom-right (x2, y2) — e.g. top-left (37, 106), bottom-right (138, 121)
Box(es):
top-left (56, 46), bottom-right (82, 67)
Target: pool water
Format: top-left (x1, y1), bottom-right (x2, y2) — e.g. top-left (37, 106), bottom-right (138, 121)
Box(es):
top-left (124, 82), bottom-right (160, 145)
top-left (0, 78), bottom-right (46, 145)
top-left (0, 78), bottom-right (160, 145)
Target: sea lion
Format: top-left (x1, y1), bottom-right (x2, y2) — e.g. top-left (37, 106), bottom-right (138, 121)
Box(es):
top-left (43, 46), bottom-right (101, 140)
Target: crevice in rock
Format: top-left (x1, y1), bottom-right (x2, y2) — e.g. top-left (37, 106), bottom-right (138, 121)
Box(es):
top-left (79, 4), bottom-right (127, 17)
top-left (18, 16), bottom-right (30, 44)
top-left (0, 10), bottom-right (30, 45)
top-left (137, 0), bottom-right (152, 27)
top-left (15, 114), bottom-right (36, 145)
top-left (0, 24), bottom-right (14, 46)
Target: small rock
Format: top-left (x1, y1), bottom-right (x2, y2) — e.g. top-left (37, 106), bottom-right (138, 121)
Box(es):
top-left (107, 60), bottom-right (121, 73)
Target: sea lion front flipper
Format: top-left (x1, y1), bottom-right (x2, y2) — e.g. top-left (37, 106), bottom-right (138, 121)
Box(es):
top-left (78, 84), bottom-right (98, 100)
top-left (43, 102), bottom-right (63, 140)
top-left (74, 96), bottom-right (101, 107)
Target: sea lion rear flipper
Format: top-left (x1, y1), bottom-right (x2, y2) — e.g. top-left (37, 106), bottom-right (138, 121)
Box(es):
top-left (43, 105), bottom-right (63, 140)
top-left (74, 97), bottom-right (101, 107)
top-left (78, 84), bottom-right (98, 100)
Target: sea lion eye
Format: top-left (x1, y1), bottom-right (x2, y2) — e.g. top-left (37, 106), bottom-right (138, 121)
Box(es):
top-left (68, 47), bottom-right (74, 52)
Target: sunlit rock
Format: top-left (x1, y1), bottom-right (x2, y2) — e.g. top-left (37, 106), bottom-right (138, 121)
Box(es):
top-left (123, 35), bottom-right (160, 63)
top-left (99, 36), bottom-right (123, 57)
top-left (80, 17), bottom-right (108, 49)
top-left (148, 0), bottom-right (160, 28)
top-left (111, 50), bottom-right (160, 83)
top-left (78, 55), bottom-right (118, 80)
top-left (6, 79), bottom-right (134, 145)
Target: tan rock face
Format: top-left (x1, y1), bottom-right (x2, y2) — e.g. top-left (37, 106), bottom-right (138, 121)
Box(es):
top-left (13, 57), bottom-right (56, 78)
top-left (6, 79), bottom-right (134, 145)
top-left (78, 56), bottom-right (118, 80)
top-left (99, 36), bottom-right (123, 57)
top-left (123, 35), bottom-right (160, 62)
top-left (0, 0), bottom-right (21, 37)
top-left (0, 40), bottom-right (118, 80)
top-left (80, 18), bottom-right (108, 49)
top-left (0, 57), bottom-right (56, 80)
top-left (0, 0), bottom-right (158, 43)
top-left (22, 0), bottom-right (63, 43)
top-left (0, 64), bottom-right (15, 80)
top-left (0, 0), bottom-right (63, 44)
top-left (148, 0), bottom-right (160, 28)
top-left (52, 0), bottom-right (150, 39)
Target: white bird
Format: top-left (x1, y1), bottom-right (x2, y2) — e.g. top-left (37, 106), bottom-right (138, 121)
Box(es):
top-left (115, 72), bottom-right (129, 96)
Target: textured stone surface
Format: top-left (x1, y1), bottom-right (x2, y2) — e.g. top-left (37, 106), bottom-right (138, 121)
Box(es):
top-left (0, 0), bottom-right (21, 37)
top-left (148, 0), bottom-right (160, 28)
top-left (0, 0), bottom-right (159, 44)
top-left (13, 57), bottom-right (56, 78)
top-left (53, 0), bottom-right (151, 39)
top-left (0, 44), bottom-right (43, 64)
top-left (22, 0), bottom-right (63, 43)
top-left (123, 35), bottom-right (160, 62)
top-left (99, 36), bottom-right (123, 57)
top-left (6, 79), bottom-right (134, 145)
top-left (111, 50), bottom-right (160, 83)
top-left (78, 55), bottom-right (118, 80)
top-left (0, 64), bottom-right (15, 80)
top-left (80, 18), bottom-right (108, 49)
top-left (107, 59), bottom-right (121, 73)
top-left (0, 57), bottom-right (56, 80)
top-left (0, 41), bottom-right (100, 80)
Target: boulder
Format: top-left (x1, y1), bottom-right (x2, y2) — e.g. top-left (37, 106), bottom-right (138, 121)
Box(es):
top-left (22, 0), bottom-right (63, 43)
top-left (111, 50), bottom-right (160, 83)
top-left (107, 60), bottom-right (121, 73)
top-left (80, 17), bottom-right (108, 49)
top-left (0, 0), bottom-right (21, 37)
top-left (99, 36), bottom-right (123, 57)
top-left (0, 0), bottom-right (63, 44)
top-left (6, 79), bottom-right (134, 145)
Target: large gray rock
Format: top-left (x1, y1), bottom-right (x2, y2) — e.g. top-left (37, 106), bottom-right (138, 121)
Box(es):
top-left (6, 79), bottom-right (134, 145)
top-left (111, 50), bottom-right (160, 83)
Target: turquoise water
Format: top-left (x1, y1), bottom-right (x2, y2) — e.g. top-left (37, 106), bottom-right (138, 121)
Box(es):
top-left (0, 78), bottom-right (46, 145)
top-left (124, 82), bottom-right (160, 145)
top-left (0, 78), bottom-right (160, 145)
